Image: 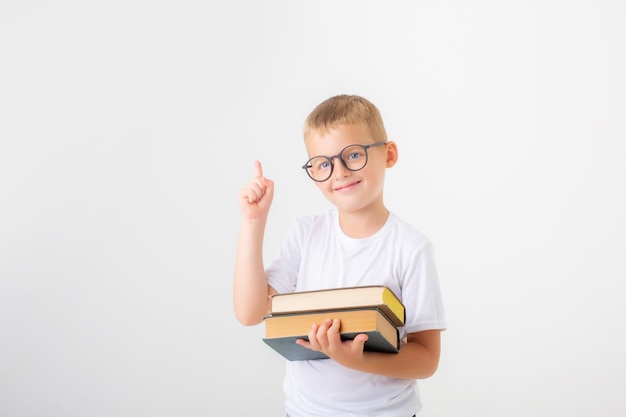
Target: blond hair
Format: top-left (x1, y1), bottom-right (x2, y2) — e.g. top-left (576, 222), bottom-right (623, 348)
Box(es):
top-left (303, 95), bottom-right (387, 143)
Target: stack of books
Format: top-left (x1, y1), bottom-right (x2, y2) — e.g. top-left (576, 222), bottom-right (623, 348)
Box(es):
top-left (262, 285), bottom-right (406, 361)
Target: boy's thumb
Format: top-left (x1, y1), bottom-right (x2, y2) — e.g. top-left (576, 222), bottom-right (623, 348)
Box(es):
top-left (263, 178), bottom-right (275, 198)
top-left (353, 333), bottom-right (369, 351)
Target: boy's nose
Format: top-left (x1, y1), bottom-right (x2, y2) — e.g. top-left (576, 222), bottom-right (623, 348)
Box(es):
top-left (331, 156), bottom-right (350, 178)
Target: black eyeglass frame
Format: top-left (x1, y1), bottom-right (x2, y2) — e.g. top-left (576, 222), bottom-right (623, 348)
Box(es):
top-left (301, 141), bottom-right (388, 182)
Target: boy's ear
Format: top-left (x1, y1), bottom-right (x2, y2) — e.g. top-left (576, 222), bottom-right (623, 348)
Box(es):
top-left (385, 141), bottom-right (399, 168)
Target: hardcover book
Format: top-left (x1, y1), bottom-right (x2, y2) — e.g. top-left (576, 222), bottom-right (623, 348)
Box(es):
top-left (262, 308), bottom-right (400, 361)
top-left (269, 285), bottom-right (405, 327)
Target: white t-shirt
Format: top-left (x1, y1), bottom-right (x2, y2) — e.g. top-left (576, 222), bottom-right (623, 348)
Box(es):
top-left (266, 209), bottom-right (447, 417)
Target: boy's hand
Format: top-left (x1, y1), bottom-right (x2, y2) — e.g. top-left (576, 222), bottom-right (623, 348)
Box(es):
top-left (239, 160), bottom-right (274, 220)
top-left (296, 318), bottom-right (369, 366)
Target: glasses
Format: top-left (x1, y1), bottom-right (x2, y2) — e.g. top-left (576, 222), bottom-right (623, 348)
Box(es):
top-left (301, 141), bottom-right (387, 182)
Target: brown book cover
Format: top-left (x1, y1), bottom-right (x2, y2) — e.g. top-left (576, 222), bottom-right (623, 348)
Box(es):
top-left (262, 308), bottom-right (400, 361)
top-left (269, 285), bottom-right (405, 327)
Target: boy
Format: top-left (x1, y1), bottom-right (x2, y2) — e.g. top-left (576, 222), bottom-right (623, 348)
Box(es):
top-left (234, 94), bottom-right (446, 416)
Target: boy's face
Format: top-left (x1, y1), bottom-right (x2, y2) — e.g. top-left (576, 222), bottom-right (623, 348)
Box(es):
top-left (304, 123), bottom-right (396, 214)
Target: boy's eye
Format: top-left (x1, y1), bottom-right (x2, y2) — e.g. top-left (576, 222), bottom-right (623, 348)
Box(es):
top-left (313, 158), bottom-right (330, 170)
top-left (343, 146), bottom-right (365, 162)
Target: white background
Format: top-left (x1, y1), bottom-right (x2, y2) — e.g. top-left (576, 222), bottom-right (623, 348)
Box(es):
top-left (1, 1), bottom-right (625, 416)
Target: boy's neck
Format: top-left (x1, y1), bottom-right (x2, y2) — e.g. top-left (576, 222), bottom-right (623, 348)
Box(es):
top-left (338, 205), bottom-right (390, 239)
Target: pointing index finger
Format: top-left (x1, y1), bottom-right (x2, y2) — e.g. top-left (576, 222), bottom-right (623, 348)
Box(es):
top-left (254, 160), bottom-right (263, 178)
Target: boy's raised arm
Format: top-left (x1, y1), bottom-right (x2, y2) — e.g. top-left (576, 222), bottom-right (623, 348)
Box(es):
top-left (233, 161), bottom-right (276, 326)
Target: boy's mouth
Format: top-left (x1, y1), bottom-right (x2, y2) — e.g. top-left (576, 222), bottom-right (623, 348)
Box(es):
top-left (334, 180), bottom-right (361, 192)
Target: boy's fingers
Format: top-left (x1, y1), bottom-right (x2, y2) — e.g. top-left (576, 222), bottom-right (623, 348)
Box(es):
top-left (245, 183), bottom-right (264, 203)
top-left (245, 188), bottom-right (258, 204)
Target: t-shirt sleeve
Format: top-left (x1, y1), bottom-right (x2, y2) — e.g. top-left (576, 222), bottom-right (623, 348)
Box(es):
top-left (265, 218), bottom-right (304, 294)
top-left (401, 240), bottom-right (447, 334)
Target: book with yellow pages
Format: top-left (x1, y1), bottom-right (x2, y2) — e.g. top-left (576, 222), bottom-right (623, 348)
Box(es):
top-left (262, 308), bottom-right (400, 361)
top-left (269, 285), bottom-right (405, 327)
